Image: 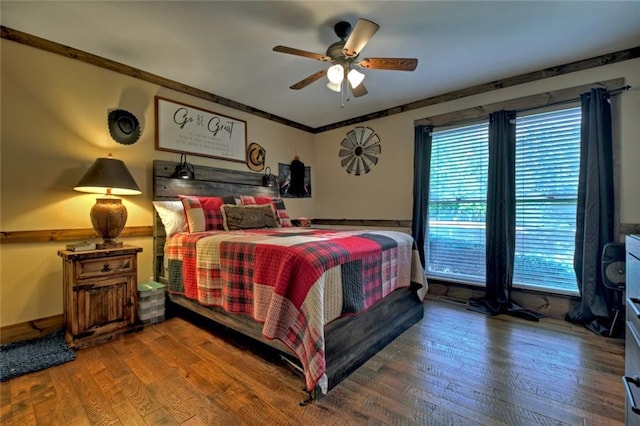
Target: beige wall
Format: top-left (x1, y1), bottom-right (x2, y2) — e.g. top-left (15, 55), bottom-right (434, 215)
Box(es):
top-left (0, 40), bottom-right (314, 326)
top-left (312, 58), bottom-right (640, 226)
top-left (2, 38), bottom-right (639, 327)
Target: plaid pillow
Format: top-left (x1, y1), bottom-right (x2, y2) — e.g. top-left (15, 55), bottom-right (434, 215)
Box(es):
top-left (179, 195), bottom-right (236, 232)
top-left (239, 195), bottom-right (293, 227)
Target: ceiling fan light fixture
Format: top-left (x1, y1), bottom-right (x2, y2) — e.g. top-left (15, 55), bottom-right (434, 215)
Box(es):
top-left (273, 18), bottom-right (417, 98)
top-left (326, 81), bottom-right (342, 92)
top-left (327, 64), bottom-right (344, 84)
top-left (347, 68), bottom-right (365, 89)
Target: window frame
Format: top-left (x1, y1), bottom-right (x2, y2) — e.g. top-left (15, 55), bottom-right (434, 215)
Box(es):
top-left (425, 103), bottom-right (583, 296)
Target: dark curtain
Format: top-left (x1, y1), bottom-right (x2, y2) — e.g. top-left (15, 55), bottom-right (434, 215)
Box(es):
top-left (411, 125), bottom-right (433, 268)
top-left (565, 88), bottom-right (616, 336)
top-left (468, 110), bottom-right (543, 321)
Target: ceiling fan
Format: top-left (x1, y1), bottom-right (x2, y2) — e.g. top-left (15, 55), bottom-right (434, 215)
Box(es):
top-left (273, 18), bottom-right (418, 98)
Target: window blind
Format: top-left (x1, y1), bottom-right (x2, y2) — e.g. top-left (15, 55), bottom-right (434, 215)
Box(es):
top-left (426, 107), bottom-right (581, 294)
top-left (427, 122), bottom-right (488, 284)
top-left (514, 107), bottom-right (581, 294)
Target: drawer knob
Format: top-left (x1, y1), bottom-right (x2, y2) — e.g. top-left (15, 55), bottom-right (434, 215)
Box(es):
top-left (102, 264), bottom-right (111, 273)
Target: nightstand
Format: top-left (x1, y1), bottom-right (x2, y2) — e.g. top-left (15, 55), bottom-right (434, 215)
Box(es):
top-left (58, 245), bottom-right (143, 349)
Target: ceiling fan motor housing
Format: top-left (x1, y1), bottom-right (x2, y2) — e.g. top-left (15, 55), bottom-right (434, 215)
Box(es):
top-left (326, 41), bottom-right (350, 63)
top-left (334, 21), bottom-right (352, 40)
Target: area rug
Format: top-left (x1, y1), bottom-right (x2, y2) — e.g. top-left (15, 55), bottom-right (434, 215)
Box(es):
top-left (0, 329), bottom-right (75, 382)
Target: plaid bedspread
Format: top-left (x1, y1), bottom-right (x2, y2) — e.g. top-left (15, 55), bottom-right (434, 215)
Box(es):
top-left (165, 227), bottom-right (426, 393)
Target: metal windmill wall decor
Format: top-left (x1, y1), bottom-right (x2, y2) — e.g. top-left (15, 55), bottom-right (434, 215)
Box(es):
top-left (338, 126), bottom-right (381, 175)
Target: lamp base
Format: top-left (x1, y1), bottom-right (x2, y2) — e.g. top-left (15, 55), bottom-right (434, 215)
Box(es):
top-left (96, 241), bottom-right (123, 250)
top-left (90, 197), bottom-right (128, 250)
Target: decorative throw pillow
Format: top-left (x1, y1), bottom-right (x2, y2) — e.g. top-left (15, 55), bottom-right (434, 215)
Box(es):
top-left (179, 195), bottom-right (236, 232)
top-left (220, 204), bottom-right (279, 231)
top-left (271, 198), bottom-right (293, 227)
top-left (239, 195), bottom-right (293, 227)
top-left (152, 200), bottom-right (187, 236)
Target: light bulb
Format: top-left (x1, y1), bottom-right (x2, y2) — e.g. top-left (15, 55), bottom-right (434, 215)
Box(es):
top-left (347, 69), bottom-right (365, 89)
top-left (326, 81), bottom-right (342, 92)
top-left (327, 64), bottom-right (344, 84)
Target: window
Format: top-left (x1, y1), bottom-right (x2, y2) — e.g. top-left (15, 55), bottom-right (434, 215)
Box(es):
top-left (426, 106), bottom-right (581, 294)
top-left (427, 122), bottom-right (488, 284)
top-left (514, 107), bottom-right (581, 294)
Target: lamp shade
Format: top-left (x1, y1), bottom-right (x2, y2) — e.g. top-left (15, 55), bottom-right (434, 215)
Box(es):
top-left (73, 155), bottom-right (140, 249)
top-left (74, 156), bottom-right (141, 195)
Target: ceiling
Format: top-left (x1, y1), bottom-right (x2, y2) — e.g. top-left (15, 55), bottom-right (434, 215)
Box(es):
top-left (2, 1), bottom-right (640, 130)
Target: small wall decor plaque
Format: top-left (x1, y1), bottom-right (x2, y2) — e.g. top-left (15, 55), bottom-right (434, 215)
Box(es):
top-left (155, 96), bottom-right (247, 163)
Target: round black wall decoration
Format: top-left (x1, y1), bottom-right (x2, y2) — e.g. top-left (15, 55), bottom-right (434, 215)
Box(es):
top-left (338, 126), bottom-right (381, 175)
top-left (108, 109), bottom-right (141, 145)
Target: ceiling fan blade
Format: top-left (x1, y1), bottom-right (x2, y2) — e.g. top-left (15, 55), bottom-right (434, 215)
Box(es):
top-left (342, 19), bottom-right (379, 58)
top-left (289, 70), bottom-right (326, 90)
top-left (273, 45), bottom-right (331, 62)
top-left (358, 57), bottom-right (418, 71)
top-left (350, 82), bottom-right (368, 98)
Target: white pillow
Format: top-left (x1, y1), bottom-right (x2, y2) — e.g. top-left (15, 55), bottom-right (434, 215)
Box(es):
top-left (152, 200), bottom-right (187, 236)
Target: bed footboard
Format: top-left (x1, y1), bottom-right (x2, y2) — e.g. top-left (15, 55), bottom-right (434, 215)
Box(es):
top-left (166, 286), bottom-right (423, 401)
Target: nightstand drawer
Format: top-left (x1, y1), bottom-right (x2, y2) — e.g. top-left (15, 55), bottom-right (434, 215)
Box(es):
top-left (75, 254), bottom-right (136, 280)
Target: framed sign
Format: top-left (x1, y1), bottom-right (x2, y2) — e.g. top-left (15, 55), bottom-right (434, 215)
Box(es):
top-left (155, 96), bottom-right (247, 163)
top-left (278, 162), bottom-right (312, 198)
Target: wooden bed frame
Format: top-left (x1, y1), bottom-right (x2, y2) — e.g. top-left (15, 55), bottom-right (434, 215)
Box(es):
top-left (152, 159), bottom-right (424, 401)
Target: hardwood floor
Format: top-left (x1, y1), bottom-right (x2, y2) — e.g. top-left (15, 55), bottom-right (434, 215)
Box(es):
top-left (0, 299), bottom-right (625, 425)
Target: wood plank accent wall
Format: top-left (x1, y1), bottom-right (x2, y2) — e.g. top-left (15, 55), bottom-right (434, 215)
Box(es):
top-left (1, 25), bottom-right (638, 133)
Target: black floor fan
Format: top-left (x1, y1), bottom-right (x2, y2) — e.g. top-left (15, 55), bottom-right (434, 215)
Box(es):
top-left (601, 242), bottom-right (626, 337)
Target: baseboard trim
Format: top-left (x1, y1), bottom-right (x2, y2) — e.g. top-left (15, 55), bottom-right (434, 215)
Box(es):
top-left (0, 314), bottom-right (64, 344)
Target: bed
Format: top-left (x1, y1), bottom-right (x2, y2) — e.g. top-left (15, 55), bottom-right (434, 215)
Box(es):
top-left (152, 159), bottom-right (427, 402)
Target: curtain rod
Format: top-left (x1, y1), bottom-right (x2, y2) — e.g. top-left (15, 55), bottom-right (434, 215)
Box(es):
top-left (519, 84), bottom-right (632, 114)
top-left (608, 84), bottom-right (633, 96)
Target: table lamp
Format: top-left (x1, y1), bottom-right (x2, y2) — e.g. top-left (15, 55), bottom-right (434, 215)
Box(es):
top-left (73, 154), bottom-right (141, 249)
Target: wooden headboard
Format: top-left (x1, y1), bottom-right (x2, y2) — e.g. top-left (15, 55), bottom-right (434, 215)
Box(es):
top-left (152, 159), bottom-right (278, 281)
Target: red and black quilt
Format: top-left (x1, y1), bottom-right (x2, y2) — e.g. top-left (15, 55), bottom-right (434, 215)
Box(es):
top-left (165, 227), bottom-right (426, 393)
